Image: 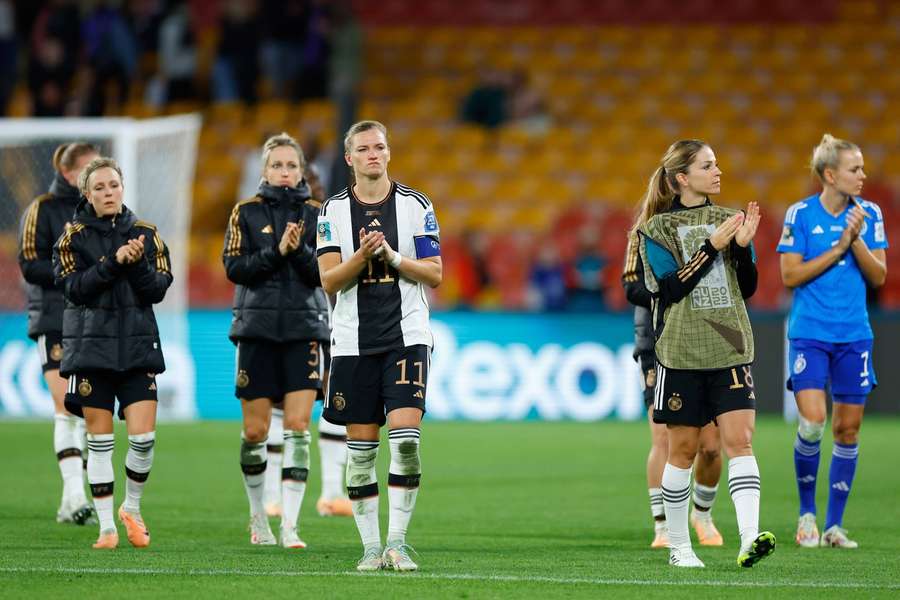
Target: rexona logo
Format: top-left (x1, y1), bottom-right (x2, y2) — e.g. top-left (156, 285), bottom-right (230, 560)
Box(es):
top-left (427, 321), bottom-right (643, 421)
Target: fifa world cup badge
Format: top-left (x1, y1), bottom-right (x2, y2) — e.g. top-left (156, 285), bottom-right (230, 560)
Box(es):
top-left (78, 379), bottom-right (92, 397)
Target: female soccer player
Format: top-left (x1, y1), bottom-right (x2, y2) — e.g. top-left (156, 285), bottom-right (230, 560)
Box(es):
top-left (778, 134), bottom-right (888, 549)
top-left (317, 120), bottom-right (442, 571)
top-left (19, 142), bottom-right (99, 525)
top-left (637, 140), bottom-right (774, 568)
top-left (623, 233), bottom-right (724, 549)
top-left (223, 133), bottom-right (330, 548)
top-left (53, 157), bottom-right (172, 549)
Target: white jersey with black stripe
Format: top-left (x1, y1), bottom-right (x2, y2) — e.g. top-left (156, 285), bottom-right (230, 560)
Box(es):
top-left (316, 182), bottom-right (440, 357)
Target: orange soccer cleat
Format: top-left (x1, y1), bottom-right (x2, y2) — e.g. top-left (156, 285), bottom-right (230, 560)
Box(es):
top-left (317, 497), bottom-right (353, 517)
top-left (92, 530), bottom-right (119, 549)
top-left (118, 505), bottom-right (150, 548)
top-left (691, 510), bottom-right (724, 546)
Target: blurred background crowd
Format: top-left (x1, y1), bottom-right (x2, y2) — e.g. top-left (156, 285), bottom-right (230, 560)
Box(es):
top-left (1, 0), bottom-right (900, 312)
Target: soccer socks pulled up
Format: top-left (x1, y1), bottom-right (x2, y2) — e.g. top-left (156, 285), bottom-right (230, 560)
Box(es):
top-left (728, 455), bottom-right (761, 549)
top-left (86, 433), bottom-right (115, 532)
top-left (346, 439), bottom-right (380, 550)
top-left (648, 487), bottom-right (665, 521)
top-left (825, 442), bottom-right (859, 530)
top-left (123, 432), bottom-right (155, 515)
top-left (54, 414), bottom-right (85, 499)
top-left (662, 463), bottom-right (692, 550)
top-left (387, 428), bottom-right (421, 545)
top-left (240, 436), bottom-right (267, 517)
top-left (281, 429), bottom-right (310, 530)
top-left (692, 482), bottom-right (718, 512)
top-left (318, 414), bottom-right (348, 500)
top-left (794, 433), bottom-right (821, 516)
top-left (264, 408), bottom-right (284, 509)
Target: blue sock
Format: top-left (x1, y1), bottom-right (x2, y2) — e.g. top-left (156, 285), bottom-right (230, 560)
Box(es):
top-left (825, 442), bottom-right (858, 530)
top-left (793, 433), bottom-right (820, 516)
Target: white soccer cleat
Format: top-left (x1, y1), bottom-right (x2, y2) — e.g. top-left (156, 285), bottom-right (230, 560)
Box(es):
top-left (383, 542), bottom-right (418, 571)
top-left (56, 495), bottom-right (74, 523)
top-left (795, 513), bottom-right (819, 548)
top-left (57, 495), bottom-right (96, 525)
top-left (280, 527), bottom-right (307, 549)
top-left (356, 546), bottom-right (384, 571)
top-left (248, 513), bottom-right (277, 546)
top-left (820, 525), bottom-right (858, 549)
top-left (669, 546), bottom-right (705, 568)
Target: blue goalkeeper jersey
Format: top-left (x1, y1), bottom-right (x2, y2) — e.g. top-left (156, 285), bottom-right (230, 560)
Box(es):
top-left (776, 194), bottom-right (889, 342)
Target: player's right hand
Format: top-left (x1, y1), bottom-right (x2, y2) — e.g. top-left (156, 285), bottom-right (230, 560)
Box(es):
top-left (837, 206), bottom-right (866, 251)
top-left (358, 228), bottom-right (385, 259)
top-left (709, 213), bottom-right (744, 251)
top-left (279, 222), bottom-right (301, 256)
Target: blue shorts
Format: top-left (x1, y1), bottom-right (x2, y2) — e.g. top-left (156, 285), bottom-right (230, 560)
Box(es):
top-left (787, 338), bottom-right (876, 404)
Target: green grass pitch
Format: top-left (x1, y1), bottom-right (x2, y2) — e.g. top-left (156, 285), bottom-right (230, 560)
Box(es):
top-left (2, 417), bottom-right (899, 598)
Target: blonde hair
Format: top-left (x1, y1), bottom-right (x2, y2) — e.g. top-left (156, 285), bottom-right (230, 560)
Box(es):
top-left (811, 133), bottom-right (860, 182)
top-left (629, 139), bottom-right (709, 239)
top-left (261, 132), bottom-right (306, 174)
top-left (78, 157), bottom-right (123, 195)
top-left (52, 142), bottom-right (99, 173)
top-left (343, 120), bottom-right (388, 154)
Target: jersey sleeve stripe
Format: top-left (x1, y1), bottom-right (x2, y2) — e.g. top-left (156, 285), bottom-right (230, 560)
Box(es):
top-left (21, 201), bottom-right (40, 260)
top-left (397, 184), bottom-right (431, 209)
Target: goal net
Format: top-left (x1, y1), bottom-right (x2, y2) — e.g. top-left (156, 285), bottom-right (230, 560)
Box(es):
top-left (0, 114), bottom-right (201, 420)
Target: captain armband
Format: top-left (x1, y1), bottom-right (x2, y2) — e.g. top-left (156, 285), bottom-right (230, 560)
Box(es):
top-left (414, 235), bottom-right (441, 259)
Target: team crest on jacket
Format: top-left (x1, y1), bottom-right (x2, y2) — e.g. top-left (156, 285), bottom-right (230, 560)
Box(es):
top-left (50, 344), bottom-right (63, 361)
top-left (236, 369), bottom-right (250, 388)
top-left (78, 378), bottom-right (92, 397)
top-left (332, 393), bottom-right (346, 411)
top-left (668, 393), bottom-right (683, 411)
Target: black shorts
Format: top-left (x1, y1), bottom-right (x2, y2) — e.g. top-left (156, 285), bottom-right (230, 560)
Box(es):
top-left (317, 342), bottom-right (331, 402)
top-left (638, 352), bottom-right (656, 409)
top-left (235, 339), bottom-right (325, 400)
top-left (324, 345), bottom-right (429, 426)
top-left (652, 363), bottom-right (756, 427)
top-left (64, 370), bottom-right (158, 420)
top-left (37, 332), bottom-right (64, 373)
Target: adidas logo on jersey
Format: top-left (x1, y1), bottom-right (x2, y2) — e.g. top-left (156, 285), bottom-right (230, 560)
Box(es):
top-left (368, 218), bottom-right (381, 227)
top-left (832, 481), bottom-right (850, 492)
top-left (413, 390), bottom-right (424, 399)
top-left (812, 225), bottom-right (824, 234)
top-left (261, 224), bottom-right (273, 234)
top-left (308, 370), bottom-right (319, 380)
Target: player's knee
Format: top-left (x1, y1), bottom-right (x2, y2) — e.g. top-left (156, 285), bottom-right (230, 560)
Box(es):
top-left (283, 416), bottom-right (309, 432)
top-left (832, 423), bottom-right (860, 445)
top-left (242, 422), bottom-right (268, 443)
top-left (797, 415), bottom-right (825, 443)
top-left (695, 445), bottom-right (720, 467)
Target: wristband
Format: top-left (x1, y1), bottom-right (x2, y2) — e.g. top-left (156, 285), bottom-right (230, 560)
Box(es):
top-left (389, 251), bottom-right (402, 268)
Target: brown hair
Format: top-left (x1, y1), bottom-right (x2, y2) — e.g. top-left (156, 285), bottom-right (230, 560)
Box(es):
top-left (78, 157), bottom-right (124, 195)
top-left (629, 139), bottom-right (709, 239)
top-left (52, 142), bottom-right (100, 173)
top-left (343, 120), bottom-right (388, 154)
top-left (261, 132), bottom-right (306, 174)
top-left (811, 133), bottom-right (860, 182)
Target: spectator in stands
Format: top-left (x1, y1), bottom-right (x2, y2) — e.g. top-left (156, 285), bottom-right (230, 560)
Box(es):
top-left (529, 245), bottom-right (567, 311)
top-left (27, 0), bottom-right (82, 116)
top-left (297, 0), bottom-right (331, 100)
top-left (508, 69), bottom-right (551, 134)
top-left (0, 0), bottom-right (15, 116)
top-left (212, 0), bottom-right (262, 104)
top-left (260, 0), bottom-right (308, 100)
top-left (460, 69), bottom-right (510, 130)
top-left (566, 229), bottom-right (608, 311)
top-left (80, 2), bottom-right (139, 116)
top-left (147, 0), bottom-right (196, 106)
top-left (327, 0), bottom-right (362, 195)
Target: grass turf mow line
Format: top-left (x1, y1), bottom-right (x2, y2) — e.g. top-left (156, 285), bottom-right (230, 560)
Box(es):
top-left (1, 566), bottom-right (898, 590)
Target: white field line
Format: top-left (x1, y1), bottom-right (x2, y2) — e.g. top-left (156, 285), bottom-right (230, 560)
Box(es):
top-left (0, 566), bottom-right (897, 590)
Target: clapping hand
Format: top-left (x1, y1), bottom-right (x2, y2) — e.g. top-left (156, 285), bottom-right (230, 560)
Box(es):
top-left (837, 206), bottom-right (866, 252)
top-left (734, 202), bottom-right (760, 248)
top-left (709, 213), bottom-right (744, 251)
top-left (278, 221), bottom-right (303, 256)
top-left (358, 228), bottom-right (385, 260)
top-left (115, 235), bottom-right (145, 264)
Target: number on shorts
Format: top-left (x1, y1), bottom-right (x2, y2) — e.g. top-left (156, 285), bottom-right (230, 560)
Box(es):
top-left (308, 341), bottom-right (319, 367)
top-left (859, 351), bottom-right (869, 377)
top-left (395, 359), bottom-right (426, 388)
top-left (729, 366), bottom-right (754, 389)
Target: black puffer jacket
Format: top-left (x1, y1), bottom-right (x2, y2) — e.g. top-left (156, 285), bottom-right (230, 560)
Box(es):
top-left (17, 173), bottom-right (81, 339)
top-left (223, 181), bottom-right (329, 344)
top-left (52, 200), bottom-right (173, 376)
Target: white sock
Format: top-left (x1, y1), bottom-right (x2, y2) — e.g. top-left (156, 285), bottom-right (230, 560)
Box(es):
top-left (728, 455), bottom-right (761, 549)
top-left (240, 435), bottom-right (267, 517)
top-left (346, 439), bottom-right (380, 550)
top-left (123, 432), bottom-right (155, 515)
top-left (648, 487), bottom-right (664, 521)
top-left (280, 429), bottom-right (310, 531)
top-left (54, 414), bottom-right (84, 500)
top-left (318, 414), bottom-right (347, 499)
top-left (662, 463), bottom-right (692, 550)
top-left (86, 433), bottom-right (115, 532)
top-left (264, 408), bottom-right (284, 508)
top-left (387, 428), bottom-right (421, 545)
top-left (693, 481), bottom-right (718, 515)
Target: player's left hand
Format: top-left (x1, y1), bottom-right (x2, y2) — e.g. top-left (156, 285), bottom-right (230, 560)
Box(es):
top-left (379, 239), bottom-right (397, 264)
top-left (735, 202), bottom-right (760, 247)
